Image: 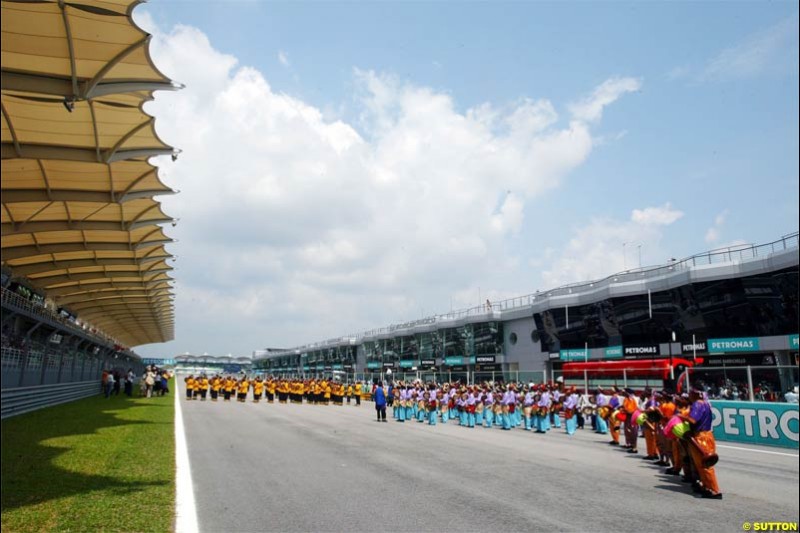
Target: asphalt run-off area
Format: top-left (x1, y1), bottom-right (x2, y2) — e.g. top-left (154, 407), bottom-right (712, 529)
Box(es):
top-left (177, 383), bottom-right (799, 533)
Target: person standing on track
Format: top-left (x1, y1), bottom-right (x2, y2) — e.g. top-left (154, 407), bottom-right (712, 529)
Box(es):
top-left (253, 376), bottom-right (264, 403)
top-left (237, 376), bottom-right (249, 403)
top-left (622, 388), bottom-right (639, 453)
top-left (681, 387), bottom-right (723, 499)
top-left (374, 381), bottom-right (387, 422)
top-left (595, 388), bottom-right (609, 434)
top-left (210, 375), bottom-right (221, 401)
top-left (198, 374), bottom-right (209, 401)
top-left (563, 387), bottom-right (579, 436)
top-left (184, 375), bottom-right (194, 400)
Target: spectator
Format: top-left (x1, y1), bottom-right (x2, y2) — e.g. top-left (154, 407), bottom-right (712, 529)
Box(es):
top-left (786, 386), bottom-right (798, 404)
top-left (113, 371), bottom-right (121, 396)
top-left (144, 366), bottom-right (156, 398)
top-left (101, 369), bottom-right (109, 394)
top-left (374, 381), bottom-right (387, 422)
top-left (153, 367), bottom-right (162, 396)
top-left (125, 368), bottom-right (134, 397)
top-left (104, 371), bottom-right (115, 399)
top-left (160, 371), bottom-right (169, 396)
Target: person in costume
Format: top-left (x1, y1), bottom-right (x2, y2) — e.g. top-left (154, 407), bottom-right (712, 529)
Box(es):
top-left (551, 386), bottom-right (562, 429)
top-left (265, 378), bottom-right (275, 403)
top-left (607, 388), bottom-right (622, 445)
top-left (467, 388), bottom-right (478, 428)
top-left (184, 375), bottom-right (195, 400)
top-left (210, 375), bottom-right (221, 401)
top-left (657, 391), bottom-right (677, 469)
top-left (472, 387), bottom-right (482, 426)
top-left (680, 387), bottom-right (722, 499)
top-left (536, 386), bottom-right (552, 433)
top-left (253, 377), bottom-right (264, 403)
top-left (222, 376), bottom-right (234, 401)
top-left (595, 388), bottom-right (609, 434)
top-left (324, 381), bottom-right (332, 405)
top-left (641, 389), bottom-right (660, 460)
top-left (523, 387), bottom-right (535, 431)
top-left (237, 377), bottom-right (249, 402)
top-left (500, 385), bottom-right (515, 430)
top-left (563, 387), bottom-right (579, 436)
top-left (622, 388), bottom-right (639, 453)
top-left (429, 390), bottom-right (441, 425)
top-left (482, 387), bottom-right (494, 428)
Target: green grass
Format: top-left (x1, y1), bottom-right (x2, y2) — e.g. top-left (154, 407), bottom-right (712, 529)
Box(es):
top-left (1, 381), bottom-right (175, 533)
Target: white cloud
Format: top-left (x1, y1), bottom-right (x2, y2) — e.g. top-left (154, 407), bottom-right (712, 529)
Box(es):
top-left (568, 76), bottom-right (642, 123)
top-left (135, 18), bottom-right (639, 355)
top-left (701, 15), bottom-right (799, 82)
top-left (705, 209), bottom-right (728, 243)
top-left (704, 227), bottom-right (720, 244)
top-left (631, 203), bottom-right (684, 226)
top-left (666, 65), bottom-right (690, 81)
top-left (541, 203), bottom-right (683, 287)
top-left (278, 50), bottom-right (290, 67)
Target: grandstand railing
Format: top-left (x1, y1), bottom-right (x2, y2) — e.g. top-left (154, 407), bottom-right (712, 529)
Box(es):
top-left (1, 287), bottom-right (138, 359)
top-left (1, 344), bottom-right (110, 389)
top-left (257, 231), bottom-right (800, 358)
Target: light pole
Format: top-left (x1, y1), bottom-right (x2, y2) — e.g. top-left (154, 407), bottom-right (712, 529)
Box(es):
top-left (669, 331), bottom-right (676, 381)
top-left (622, 242), bottom-right (628, 270)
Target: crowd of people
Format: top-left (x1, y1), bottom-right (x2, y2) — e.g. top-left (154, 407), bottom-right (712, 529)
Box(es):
top-left (181, 374), bottom-right (722, 500)
top-left (370, 379), bottom-right (722, 500)
top-left (182, 375), bottom-right (368, 405)
top-left (100, 365), bottom-right (171, 399)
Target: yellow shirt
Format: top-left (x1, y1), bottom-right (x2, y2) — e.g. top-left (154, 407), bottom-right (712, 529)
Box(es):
top-left (254, 381), bottom-right (264, 395)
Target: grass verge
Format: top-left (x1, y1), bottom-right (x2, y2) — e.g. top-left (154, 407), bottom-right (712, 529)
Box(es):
top-left (1, 381), bottom-right (175, 533)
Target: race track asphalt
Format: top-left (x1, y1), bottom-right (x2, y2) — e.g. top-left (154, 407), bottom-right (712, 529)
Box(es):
top-left (179, 387), bottom-right (799, 533)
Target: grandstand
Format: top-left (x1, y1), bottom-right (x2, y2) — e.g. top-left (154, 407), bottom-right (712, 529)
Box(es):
top-left (253, 232), bottom-right (799, 397)
top-left (1, 0), bottom-right (179, 416)
top-left (173, 354), bottom-right (253, 375)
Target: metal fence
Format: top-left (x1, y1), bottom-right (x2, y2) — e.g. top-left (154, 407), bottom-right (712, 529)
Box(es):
top-left (1, 346), bottom-right (111, 389)
top-left (551, 365), bottom-right (799, 403)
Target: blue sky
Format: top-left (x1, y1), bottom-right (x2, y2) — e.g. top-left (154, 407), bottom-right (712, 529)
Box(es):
top-left (134, 1), bottom-right (799, 358)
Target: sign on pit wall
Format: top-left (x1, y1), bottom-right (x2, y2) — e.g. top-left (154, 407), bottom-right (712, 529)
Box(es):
top-left (708, 337), bottom-right (760, 353)
top-left (789, 334), bottom-right (799, 350)
top-left (559, 349), bottom-right (588, 361)
top-left (710, 400), bottom-right (799, 449)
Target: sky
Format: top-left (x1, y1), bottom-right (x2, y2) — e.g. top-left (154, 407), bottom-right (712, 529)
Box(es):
top-left (131, 1), bottom-right (800, 358)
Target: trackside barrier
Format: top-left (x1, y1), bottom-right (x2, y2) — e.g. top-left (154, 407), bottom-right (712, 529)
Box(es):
top-left (1, 380), bottom-right (100, 419)
top-left (710, 400), bottom-right (799, 450)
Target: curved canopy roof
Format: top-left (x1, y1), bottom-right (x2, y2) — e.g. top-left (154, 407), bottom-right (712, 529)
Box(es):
top-left (1, 0), bottom-right (178, 347)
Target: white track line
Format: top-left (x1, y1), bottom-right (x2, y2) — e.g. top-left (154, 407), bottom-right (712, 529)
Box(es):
top-left (716, 444), bottom-right (798, 457)
top-left (175, 386), bottom-right (199, 533)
